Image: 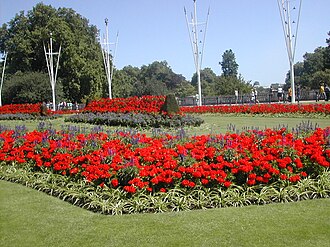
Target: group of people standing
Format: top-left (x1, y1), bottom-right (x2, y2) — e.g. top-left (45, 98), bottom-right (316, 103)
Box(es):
top-left (273, 85), bottom-right (297, 103)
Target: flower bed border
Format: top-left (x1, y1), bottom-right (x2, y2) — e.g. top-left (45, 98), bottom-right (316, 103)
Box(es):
top-left (0, 163), bottom-right (329, 215)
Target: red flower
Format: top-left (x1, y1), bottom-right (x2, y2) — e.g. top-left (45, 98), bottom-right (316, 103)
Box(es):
top-left (289, 175), bottom-right (300, 183)
top-left (201, 178), bottom-right (209, 185)
top-left (224, 181), bottom-right (232, 188)
top-left (123, 185), bottom-right (136, 193)
top-left (181, 179), bottom-right (190, 187)
top-left (247, 179), bottom-right (256, 186)
top-left (111, 179), bottom-right (119, 187)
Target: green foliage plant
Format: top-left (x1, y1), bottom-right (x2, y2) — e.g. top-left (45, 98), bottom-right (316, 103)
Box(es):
top-left (160, 94), bottom-right (180, 115)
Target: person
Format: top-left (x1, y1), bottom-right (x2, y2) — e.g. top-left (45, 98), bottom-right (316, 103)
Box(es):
top-left (319, 84), bottom-right (326, 100)
top-left (269, 86), bottom-right (273, 103)
top-left (234, 89), bottom-right (238, 104)
top-left (250, 88), bottom-right (255, 103)
top-left (325, 84), bottom-right (330, 101)
top-left (254, 88), bottom-right (258, 103)
top-left (288, 87), bottom-right (292, 102)
top-left (277, 87), bottom-right (283, 102)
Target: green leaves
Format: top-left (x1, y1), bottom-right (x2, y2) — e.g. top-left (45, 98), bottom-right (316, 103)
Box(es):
top-left (1, 161), bottom-right (329, 215)
top-left (220, 49), bottom-right (239, 77)
top-left (1, 71), bottom-right (64, 104)
top-left (1, 3), bottom-right (104, 102)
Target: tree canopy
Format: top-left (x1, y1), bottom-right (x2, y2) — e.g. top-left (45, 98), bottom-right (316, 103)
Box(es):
top-left (2, 71), bottom-right (64, 104)
top-left (286, 32), bottom-right (330, 90)
top-left (0, 3), bottom-right (105, 103)
top-left (219, 49), bottom-right (239, 77)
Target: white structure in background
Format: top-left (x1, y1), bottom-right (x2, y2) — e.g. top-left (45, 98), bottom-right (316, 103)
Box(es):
top-left (0, 52), bottom-right (8, 107)
top-left (277, 0), bottom-right (302, 103)
top-left (44, 33), bottom-right (61, 111)
top-left (184, 0), bottom-right (210, 106)
top-left (101, 18), bottom-right (119, 99)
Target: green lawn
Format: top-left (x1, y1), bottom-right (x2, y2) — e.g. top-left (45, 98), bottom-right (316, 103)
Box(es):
top-left (1, 180), bottom-right (329, 247)
top-left (189, 114), bottom-right (330, 135)
top-left (0, 114), bottom-right (329, 136)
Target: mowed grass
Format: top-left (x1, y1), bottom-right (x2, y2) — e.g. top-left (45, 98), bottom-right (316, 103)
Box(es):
top-left (0, 113), bottom-right (329, 136)
top-left (189, 114), bottom-right (330, 135)
top-left (1, 180), bottom-right (329, 247)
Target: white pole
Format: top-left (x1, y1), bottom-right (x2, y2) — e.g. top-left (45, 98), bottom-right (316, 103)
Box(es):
top-left (50, 34), bottom-right (56, 110)
top-left (0, 52), bottom-right (8, 107)
top-left (277, 0), bottom-right (302, 103)
top-left (101, 18), bottom-right (118, 99)
top-left (193, 0), bottom-right (202, 106)
top-left (105, 19), bottom-right (112, 99)
top-left (44, 33), bottom-right (61, 111)
top-left (184, 0), bottom-right (209, 106)
top-left (286, 0), bottom-right (296, 103)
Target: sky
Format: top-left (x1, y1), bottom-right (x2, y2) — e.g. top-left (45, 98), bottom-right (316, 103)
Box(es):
top-left (0, 0), bottom-right (329, 87)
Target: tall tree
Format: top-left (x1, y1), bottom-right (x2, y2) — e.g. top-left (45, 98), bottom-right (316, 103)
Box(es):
top-left (111, 69), bottom-right (135, 98)
top-left (135, 61), bottom-right (186, 96)
top-left (191, 68), bottom-right (218, 96)
top-left (325, 31), bottom-right (330, 70)
top-left (2, 71), bottom-right (64, 104)
top-left (285, 32), bottom-right (330, 90)
top-left (214, 74), bottom-right (251, 95)
top-left (0, 3), bottom-right (105, 103)
top-left (219, 49), bottom-right (239, 77)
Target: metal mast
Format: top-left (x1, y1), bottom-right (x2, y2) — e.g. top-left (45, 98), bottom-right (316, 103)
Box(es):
top-left (184, 0), bottom-right (210, 106)
top-left (0, 52), bottom-right (7, 107)
top-left (277, 0), bottom-right (302, 103)
top-left (44, 33), bottom-right (61, 111)
top-left (101, 18), bottom-right (118, 99)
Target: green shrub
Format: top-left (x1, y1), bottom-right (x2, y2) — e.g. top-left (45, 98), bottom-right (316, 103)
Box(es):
top-left (160, 94), bottom-right (180, 114)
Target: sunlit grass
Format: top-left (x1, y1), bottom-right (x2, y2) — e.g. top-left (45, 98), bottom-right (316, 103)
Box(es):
top-left (0, 114), bottom-right (329, 136)
top-left (1, 180), bottom-right (329, 247)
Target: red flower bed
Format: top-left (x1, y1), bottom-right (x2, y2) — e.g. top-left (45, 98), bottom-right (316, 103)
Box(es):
top-left (0, 127), bottom-right (329, 194)
top-left (0, 103), bottom-right (45, 115)
top-left (2, 100), bottom-right (329, 116)
top-left (0, 103), bottom-right (80, 115)
top-left (83, 95), bottom-right (166, 114)
top-left (181, 103), bottom-right (330, 114)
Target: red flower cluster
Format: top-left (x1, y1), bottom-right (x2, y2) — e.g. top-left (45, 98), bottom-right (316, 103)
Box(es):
top-left (83, 95), bottom-right (166, 114)
top-left (0, 103), bottom-right (45, 115)
top-left (181, 103), bottom-right (330, 114)
top-left (0, 103), bottom-right (80, 115)
top-left (0, 127), bottom-right (329, 194)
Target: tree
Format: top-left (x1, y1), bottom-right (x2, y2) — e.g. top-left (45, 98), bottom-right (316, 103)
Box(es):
top-left (214, 74), bottom-right (251, 95)
top-left (134, 61), bottom-right (185, 96)
top-left (191, 68), bottom-right (218, 96)
top-left (0, 3), bottom-right (105, 103)
top-left (285, 62), bottom-right (305, 88)
top-left (111, 69), bottom-right (134, 98)
top-left (219, 49), bottom-right (239, 77)
top-left (2, 71), bottom-right (64, 104)
top-left (303, 47), bottom-right (326, 76)
top-left (325, 31), bottom-right (330, 70)
top-left (174, 81), bottom-right (195, 97)
top-left (288, 41), bottom-right (330, 90)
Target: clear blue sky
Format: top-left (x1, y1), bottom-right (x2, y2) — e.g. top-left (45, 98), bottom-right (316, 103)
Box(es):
top-left (1, 0), bottom-right (329, 86)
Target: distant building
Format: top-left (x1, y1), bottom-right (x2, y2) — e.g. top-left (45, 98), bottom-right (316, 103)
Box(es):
top-left (270, 83), bottom-right (285, 92)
